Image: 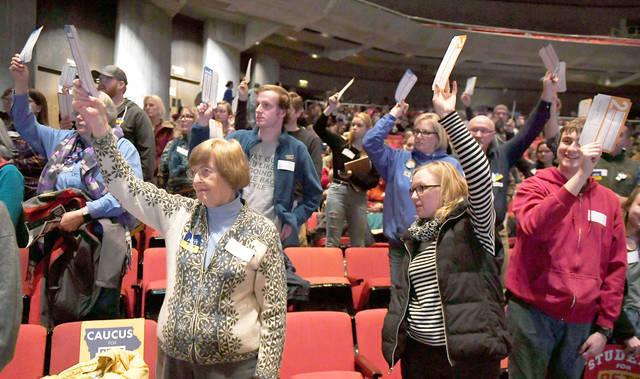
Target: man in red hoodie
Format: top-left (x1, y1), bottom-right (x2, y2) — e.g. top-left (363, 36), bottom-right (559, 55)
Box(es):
top-left (506, 120), bottom-right (627, 379)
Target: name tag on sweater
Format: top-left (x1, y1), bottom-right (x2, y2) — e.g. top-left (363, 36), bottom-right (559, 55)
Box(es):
top-left (588, 210), bottom-right (607, 227)
top-left (628, 249), bottom-right (639, 264)
top-left (225, 238), bottom-right (254, 262)
top-left (342, 148), bottom-right (355, 159)
top-left (277, 160), bottom-right (295, 172)
top-left (177, 146), bottom-right (188, 156)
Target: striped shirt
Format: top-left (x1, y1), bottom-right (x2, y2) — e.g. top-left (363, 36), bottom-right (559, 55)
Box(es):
top-left (406, 111), bottom-right (495, 346)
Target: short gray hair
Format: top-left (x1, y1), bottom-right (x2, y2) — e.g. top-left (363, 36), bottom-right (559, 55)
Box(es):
top-left (0, 119), bottom-right (14, 159)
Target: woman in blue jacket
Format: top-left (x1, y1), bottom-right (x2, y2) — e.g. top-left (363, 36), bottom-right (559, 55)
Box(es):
top-left (363, 102), bottom-right (462, 287)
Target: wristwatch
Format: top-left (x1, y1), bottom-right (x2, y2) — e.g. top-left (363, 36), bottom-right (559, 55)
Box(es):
top-left (595, 325), bottom-right (613, 339)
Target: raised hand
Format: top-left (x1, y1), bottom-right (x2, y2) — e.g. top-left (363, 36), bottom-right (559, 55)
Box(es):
top-left (461, 92), bottom-right (472, 108)
top-left (196, 102), bottom-right (214, 126)
top-left (390, 101), bottom-right (408, 119)
top-left (72, 79), bottom-right (111, 139)
top-left (541, 71), bottom-right (559, 103)
top-left (238, 80), bottom-right (249, 101)
top-left (432, 80), bottom-right (458, 118)
top-left (579, 142), bottom-right (602, 175)
top-left (323, 93), bottom-right (340, 116)
top-left (9, 54), bottom-right (29, 94)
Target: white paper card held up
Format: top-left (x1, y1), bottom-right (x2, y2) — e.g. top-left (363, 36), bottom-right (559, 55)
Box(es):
top-left (19, 26), bottom-right (44, 63)
top-left (201, 66), bottom-right (219, 104)
top-left (64, 25), bottom-right (98, 97)
top-left (58, 93), bottom-right (75, 122)
top-left (337, 78), bottom-right (355, 101)
top-left (557, 61), bottom-right (567, 93)
top-left (59, 59), bottom-right (77, 90)
top-left (432, 35), bottom-right (467, 91)
top-left (579, 94), bottom-right (632, 152)
top-left (578, 99), bottom-right (592, 118)
top-left (244, 58), bottom-right (252, 84)
top-left (539, 44), bottom-right (560, 73)
top-left (395, 69), bottom-right (418, 103)
top-left (464, 76), bottom-right (477, 95)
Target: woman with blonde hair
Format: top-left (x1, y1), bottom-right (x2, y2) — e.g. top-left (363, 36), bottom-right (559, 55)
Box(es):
top-left (382, 82), bottom-right (510, 378)
top-left (314, 93), bottom-right (380, 247)
top-left (144, 94), bottom-right (174, 182)
top-left (158, 106), bottom-right (197, 196)
top-left (73, 78), bottom-right (287, 379)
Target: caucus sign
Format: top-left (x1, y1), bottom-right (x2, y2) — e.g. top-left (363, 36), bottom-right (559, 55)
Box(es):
top-left (79, 318), bottom-right (145, 361)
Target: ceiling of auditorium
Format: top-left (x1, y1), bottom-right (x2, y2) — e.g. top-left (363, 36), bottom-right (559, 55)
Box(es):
top-left (173, 0), bottom-right (639, 102)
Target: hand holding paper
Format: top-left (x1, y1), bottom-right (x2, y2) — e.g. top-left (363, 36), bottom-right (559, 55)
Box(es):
top-left (19, 26), bottom-right (43, 63)
top-left (579, 94), bottom-right (632, 152)
top-left (238, 80), bottom-right (249, 101)
top-left (244, 58), bottom-right (252, 84)
top-left (432, 81), bottom-right (458, 118)
top-left (9, 54), bottom-right (29, 93)
top-left (196, 102), bottom-right (214, 126)
top-left (64, 25), bottom-right (98, 97)
top-left (538, 44), bottom-right (566, 93)
top-left (389, 102), bottom-right (409, 119)
top-left (323, 93), bottom-right (340, 116)
top-left (59, 59), bottom-right (77, 91)
top-left (541, 71), bottom-right (559, 102)
top-left (201, 66), bottom-right (219, 104)
top-left (432, 35), bottom-right (467, 91)
top-left (337, 78), bottom-right (355, 101)
top-left (395, 69), bottom-right (418, 103)
top-left (72, 79), bottom-right (111, 139)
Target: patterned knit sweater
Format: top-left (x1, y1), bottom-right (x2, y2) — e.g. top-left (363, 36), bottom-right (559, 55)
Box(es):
top-left (92, 133), bottom-right (287, 378)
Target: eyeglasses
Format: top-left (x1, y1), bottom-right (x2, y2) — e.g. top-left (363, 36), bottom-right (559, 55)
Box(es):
top-left (191, 166), bottom-right (217, 178)
top-left (415, 129), bottom-right (438, 137)
top-left (410, 184), bottom-right (440, 196)
top-left (179, 114), bottom-right (195, 120)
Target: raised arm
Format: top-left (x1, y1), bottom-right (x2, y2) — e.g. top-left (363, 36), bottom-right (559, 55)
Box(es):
top-left (189, 102), bottom-right (214, 153)
top-left (502, 72), bottom-right (556, 166)
top-left (234, 80), bottom-right (249, 130)
top-left (73, 80), bottom-right (195, 235)
top-left (313, 94), bottom-right (346, 150)
top-left (433, 82), bottom-right (495, 256)
top-left (362, 102), bottom-right (409, 179)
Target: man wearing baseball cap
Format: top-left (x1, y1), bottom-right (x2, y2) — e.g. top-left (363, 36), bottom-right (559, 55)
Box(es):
top-left (92, 65), bottom-right (155, 182)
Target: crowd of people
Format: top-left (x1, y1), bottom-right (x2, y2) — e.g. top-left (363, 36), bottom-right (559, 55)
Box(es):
top-left (0, 45), bottom-right (639, 379)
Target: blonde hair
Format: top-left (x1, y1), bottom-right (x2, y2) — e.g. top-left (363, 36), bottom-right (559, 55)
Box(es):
top-left (348, 112), bottom-right (373, 145)
top-left (414, 161), bottom-right (468, 220)
top-left (414, 113), bottom-right (449, 151)
top-left (143, 95), bottom-right (166, 120)
top-left (189, 138), bottom-right (250, 191)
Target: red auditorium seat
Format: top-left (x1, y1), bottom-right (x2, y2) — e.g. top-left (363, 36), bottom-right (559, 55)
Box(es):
top-left (121, 248), bottom-right (139, 317)
top-left (345, 247), bottom-right (391, 310)
top-left (354, 309), bottom-right (401, 379)
top-left (0, 324), bottom-right (47, 379)
top-left (280, 311), bottom-right (377, 378)
top-left (285, 247), bottom-right (352, 311)
top-left (140, 248), bottom-right (167, 320)
top-left (49, 319), bottom-right (158, 378)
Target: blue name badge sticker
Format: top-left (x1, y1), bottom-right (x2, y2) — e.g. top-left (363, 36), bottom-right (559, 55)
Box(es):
top-left (180, 232), bottom-right (202, 252)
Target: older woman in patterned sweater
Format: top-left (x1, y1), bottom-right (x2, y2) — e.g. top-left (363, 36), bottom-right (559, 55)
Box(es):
top-left (72, 80), bottom-right (287, 379)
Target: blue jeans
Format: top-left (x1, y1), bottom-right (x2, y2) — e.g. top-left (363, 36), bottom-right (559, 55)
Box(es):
top-left (325, 182), bottom-right (369, 247)
top-left (624, 307), bottom-right (640, 336)
top-left (507, 298), bottom-right (592, 379)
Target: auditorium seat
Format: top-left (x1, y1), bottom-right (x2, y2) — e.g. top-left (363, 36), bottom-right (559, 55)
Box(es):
top-left (354, 309), bottom-right (401, 378)
top-left (285, 247), bottom-right (352, 312)
top-left (49, 319), bottom-right (158, 378)
top-left (140, 248), bottom-right (167, 320)
top-left (345, 247), bottom-right (391, 310)
top-left (0, 324), bottom-right (47, 379)
top-left (280, 311), bottom-right (376, 378)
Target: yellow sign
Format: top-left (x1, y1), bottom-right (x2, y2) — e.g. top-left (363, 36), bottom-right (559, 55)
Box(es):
top-left (79, 318), bottom-right (145, 361)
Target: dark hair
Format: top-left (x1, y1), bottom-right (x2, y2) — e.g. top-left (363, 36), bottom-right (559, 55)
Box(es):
top-left (225, 81), bottom-right (233, 88)
top-left (28, 89), bottom-right (49, 125)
